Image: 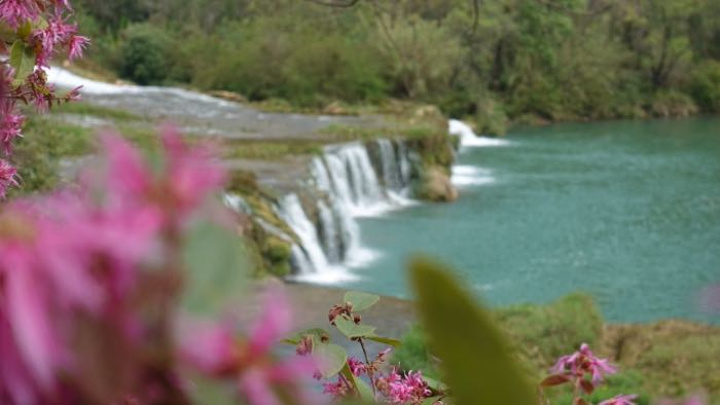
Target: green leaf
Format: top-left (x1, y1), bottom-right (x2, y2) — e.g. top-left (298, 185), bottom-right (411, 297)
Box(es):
top-left (344, 291), bottom-right (380, 312)
top-left (9, 40), bottom-right (35, 84)
top-left (341, 363), bottom-right (374, 401)
top-left (334, 316), bottom-right (377, 339)
top-left (313, 338), bottom-right (347, 378)
top-left (409, 257), bottom-right (536, 405)
top-left (17, 21), bottom-right (32, 39)
top-left (422, 397), bottom-right (444, 405)
top-left (422, 375), bottom-right (448, 393)
top-left (181, 220), bottom-right (249, 314)
top-left (281, 328), bottom-right (328, 345)
top-left (365, 335), bottom-right (402, 347)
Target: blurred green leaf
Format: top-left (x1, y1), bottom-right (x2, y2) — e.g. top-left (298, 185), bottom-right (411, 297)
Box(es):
top-left (335, 317), bottom-right (377, 339)
top-left (181, 220), bottom-right (248, 314)
top-left (422, 375), bottom-right (448, 393)
top-left (365, 335), bottom-right (402, 347)
top-left (281, 328), bottom-right (328, 345)
top-left (9, 40), bottom-right (35, 83)
top-left (409, 257), bottom-right (536, 405)
top-left (313, 338), bottom-right (347, 378)
top-left (17, 21), bottom-right (32, 39)
top-left (344, 291), bottom-right (380, 312)
top-left (341, 363), bottom-right (374, 401)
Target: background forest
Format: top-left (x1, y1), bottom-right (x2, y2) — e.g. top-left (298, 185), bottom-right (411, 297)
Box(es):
top-left (73, 0), bottom-right (720, 134)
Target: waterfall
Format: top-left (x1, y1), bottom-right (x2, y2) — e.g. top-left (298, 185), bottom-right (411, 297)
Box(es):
top-left (398, 141), bottom-right (412, 186)
top-left (448, 119), bottom-right (510, 148)
top-left (281, 140), bottom-right (414, 277)
top-left (317, 200), bottom-right (340, 263)
top-left (277, 194), bottom-right (329, 274)
top-left (223, 193), bottom-right (252, 215)
top-left (377, 139), bottom-right (403, 191)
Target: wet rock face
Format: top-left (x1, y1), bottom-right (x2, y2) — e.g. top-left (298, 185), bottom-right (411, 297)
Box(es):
top-left (414, 166), bottom-right (458, 202)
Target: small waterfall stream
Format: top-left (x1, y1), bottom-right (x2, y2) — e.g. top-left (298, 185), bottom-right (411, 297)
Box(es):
top-left (277, 140), bottom-right (414, 279)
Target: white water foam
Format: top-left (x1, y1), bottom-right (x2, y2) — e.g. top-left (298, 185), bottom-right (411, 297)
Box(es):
top-left (45, 66), bottom-right (233, 107)
top-left (448, 119), bottom-right (511, 148)
top-left (452, 165), bottom-right (496, 187)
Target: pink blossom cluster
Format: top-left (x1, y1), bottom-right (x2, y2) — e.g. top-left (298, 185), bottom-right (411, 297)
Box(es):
top-left (1, 0), bottom-right (88, 197)
top-left (375, 368), bottom-right (433, 405)
top-left (322, 353), bottom-right (434, 405)
top-left (0, 128), bottom-right (228, 404)
top-left (550, 343), bottom-right (617, 387)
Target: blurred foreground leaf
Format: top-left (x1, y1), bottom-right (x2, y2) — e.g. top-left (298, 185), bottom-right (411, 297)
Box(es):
top-left (409, 257), bottom-right (536, 405)
top-left (182, 220), bottom-right (249, 314)
top-left (344, 291), bottom-right (380, 312)
top-left (335, 317), bottom-right (377, 339)
top-left (313, 337), bottom-right (347, 378)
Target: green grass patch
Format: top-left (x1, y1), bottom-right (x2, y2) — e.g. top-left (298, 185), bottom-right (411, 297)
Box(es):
top-left (319, 123), bottom-right (444, 143)
top-left (52, 102), bottom-right (140, 122)
top-left (221, 139), bottom-right (324, 160)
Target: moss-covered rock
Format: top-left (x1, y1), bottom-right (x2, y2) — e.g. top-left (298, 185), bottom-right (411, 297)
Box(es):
top-left (413, 166), bottom-right (457, 202)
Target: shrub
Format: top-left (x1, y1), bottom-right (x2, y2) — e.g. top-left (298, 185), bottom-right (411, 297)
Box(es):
top-left (690, 61), bottom-right (720, 113)
top-left (474, 93), bottom-right (509, 136)
top-left (650, 91), bottom-right (700, 118)
top-left (117, 23), bottom-right (176, 85)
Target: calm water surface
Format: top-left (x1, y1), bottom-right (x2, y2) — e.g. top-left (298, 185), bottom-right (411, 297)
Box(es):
top-left (341, 118), bottom-right (720, 323)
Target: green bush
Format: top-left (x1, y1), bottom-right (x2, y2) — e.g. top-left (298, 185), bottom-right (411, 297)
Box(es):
top-left (393, 293), bottom-right (604, 381)
top-left (391, 324), bottom-right (441, 379)
top-left (474, 93), bottom-right (508, 136)
top-left (690, 61), bottom-right (720, 113)
top-left (495, 292), bottom-right (604, 367)
top-left (117, 23), bottom-right (176, 85)
top-left (8, 117), bottom-right (93, 197)
top-left (650, 91), bottom-right (700, 118)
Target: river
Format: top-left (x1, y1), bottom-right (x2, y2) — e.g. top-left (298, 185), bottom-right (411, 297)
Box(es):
top-left (337, 118), bottom-right (720, 324)
top-left (48, 68), bottom-right (720, 323)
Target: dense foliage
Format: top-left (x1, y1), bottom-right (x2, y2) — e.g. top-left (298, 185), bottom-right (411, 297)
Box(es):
top-left (74, 0), bottom-right (720, 133)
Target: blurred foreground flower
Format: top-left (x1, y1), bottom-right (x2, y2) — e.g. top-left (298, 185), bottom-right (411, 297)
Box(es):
top-left (180, 285), bottom-right (320, 405)
top-left (0, 127), bottom-right (249, 404)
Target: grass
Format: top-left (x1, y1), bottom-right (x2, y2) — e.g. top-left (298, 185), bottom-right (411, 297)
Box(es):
top-left (52, 102), bottom-right (140, 122)
top-left (392, 293), bottom-right (720, 404)
top-left (318, 123), bottom-right (444, 143)
top-left (220, 139), bottom-right (324, 160)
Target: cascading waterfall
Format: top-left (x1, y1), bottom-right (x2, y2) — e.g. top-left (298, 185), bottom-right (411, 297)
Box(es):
top-left (377, 139), bottom-right (403, 191)
top-left (277, 194), bottom-right (330, 274)
top-left (279, 140), bottom-right (414, 277)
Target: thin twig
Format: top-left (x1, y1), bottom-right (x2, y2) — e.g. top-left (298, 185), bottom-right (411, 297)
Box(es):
top-left (358, 338), bottom-right (377, 396)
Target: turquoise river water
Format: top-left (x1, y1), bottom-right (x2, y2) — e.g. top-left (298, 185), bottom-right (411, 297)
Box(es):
top-left (339, 118), bottom-right (720, 323)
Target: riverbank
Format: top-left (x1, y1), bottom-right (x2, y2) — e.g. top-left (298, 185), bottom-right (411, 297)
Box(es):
top-left (277, 283), bottom-right (720, 404)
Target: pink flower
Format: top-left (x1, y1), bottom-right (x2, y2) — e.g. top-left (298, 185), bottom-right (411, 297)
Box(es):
top-left (0, 159), bottom-right (18, 197)
top-left (322, 377), bottom-right (349, 399)
top-left (376, 368), bottom-right (432, 405)
top-left (347, 357), bottom-right (367, 376)
top-left (551, 343), bottom-right (617, 387)
top-left (67, 34), bottom-right (89, 60)
top-left (180, 286), bottom-right (321, 405)
top-left (178, 320), bottom-right (238, 376)
top-left (0, 103), bottom-right (23, 155)
top-left (0, 0), bottom-right (42, 28)
top-left (160, 125), bottom-right (226, 214)
top-left (599, 394), bottom-right (638, 405)
top-left (0, 127), bottom-right (226, 403)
